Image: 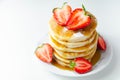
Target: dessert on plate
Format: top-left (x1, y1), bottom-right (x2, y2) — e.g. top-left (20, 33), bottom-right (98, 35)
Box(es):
top-left (35, 3), bottom-right (106, 74)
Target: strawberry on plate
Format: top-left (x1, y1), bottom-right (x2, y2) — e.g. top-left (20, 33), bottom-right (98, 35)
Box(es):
top-left (35, 43), bottom-right (53, 63)
top-left (66, 7), bottom-right (91, 30)
top-left (98, 35), bottom-right (106, 51)
top-left (70, 57), bottom-right (92, 74)
top-left (53, 2), bottom-right (72, 26)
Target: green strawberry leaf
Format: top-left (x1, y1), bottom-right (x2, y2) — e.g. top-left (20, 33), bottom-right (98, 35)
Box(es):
top-left (82, 4), bottom-right (86, 15)
top-left (70, 61), bottom-right (76, 68)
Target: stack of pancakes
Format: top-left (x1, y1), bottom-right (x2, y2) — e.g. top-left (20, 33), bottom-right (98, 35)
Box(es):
top-left (49, 12), bottom-right (98, 67)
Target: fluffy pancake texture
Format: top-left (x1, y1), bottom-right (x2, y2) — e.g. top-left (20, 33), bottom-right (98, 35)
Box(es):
top-left (49, 12), bottom-right (98, 67)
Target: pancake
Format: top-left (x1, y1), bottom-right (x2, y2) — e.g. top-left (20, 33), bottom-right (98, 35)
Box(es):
top-left (54, 45), bottom-right (96, 59)
top-left (49, 12), bottom-right (97, 42)
top-left (49, 31), bottom-right (96, 48)
top-left (49, 33), bottom-right (98, 52)
top-left (53, 44), bottom-right (97, 66)
top-left (54, 56), bottom-right (92, 67)
top-left (54, 45), bottom-right (97, 62)
top-left (53, 51), bottom-right (96, 67)
top-left (53, 56), bottom-right (70, 67)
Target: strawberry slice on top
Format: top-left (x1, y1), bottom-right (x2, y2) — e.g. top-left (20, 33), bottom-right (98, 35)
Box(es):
top-left (66, 8), bottom-right (91, 30)
top-left (66, 4), bottom-right (91, 30)
top-left (35, 43), bottom-right (53, 63)
top-left (53, 2), bottom-right (72, 26)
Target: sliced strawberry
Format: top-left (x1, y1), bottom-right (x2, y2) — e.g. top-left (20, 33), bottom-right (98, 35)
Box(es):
top-left (70, 57), bottom-right (92, 74)
top-left (53, 3), bottom-right (72, 26)
top-left (66, 8), bottom-right (91, 30)
top-left (35, 43), bottom-right (53, 63)
top-left (98, 35), bottom-right (106, 51)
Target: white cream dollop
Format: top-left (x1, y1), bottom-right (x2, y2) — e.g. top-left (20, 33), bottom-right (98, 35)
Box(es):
top-left (63, 27), bottom-right (85, 42)
top-left (73, 32), bottom-right (84, 38)
top-left (63, 27), bottom-right (68, 32)
top-left (69, 32), bottom-right (85, 42)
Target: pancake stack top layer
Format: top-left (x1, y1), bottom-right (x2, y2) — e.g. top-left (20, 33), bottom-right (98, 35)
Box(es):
top-left (49, 11), bottom-right (97, 42)
top-left (49, 6), bottom-right (98, 67)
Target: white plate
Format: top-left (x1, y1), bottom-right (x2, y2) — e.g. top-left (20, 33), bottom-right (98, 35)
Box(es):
top-left (35, 34), bottom-right (113, 77)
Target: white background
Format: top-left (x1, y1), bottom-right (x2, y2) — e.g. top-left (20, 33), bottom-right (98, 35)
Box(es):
top-left (0, 0), bottom-right (120, 80)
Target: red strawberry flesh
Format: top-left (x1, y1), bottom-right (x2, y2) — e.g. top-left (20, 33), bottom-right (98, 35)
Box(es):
top-left (35, 43), bottom-right (53, 63)
top-left (53, 4), bottom-right (72, 26)
top-left (66, 8), bottom-right (91, 30)
top-left (98, 35), bottom-right (106, 51)
top-left (74, 57), bottom-right (92, 74)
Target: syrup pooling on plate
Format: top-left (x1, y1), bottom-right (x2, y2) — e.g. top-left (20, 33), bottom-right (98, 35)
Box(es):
top-left (91, 49), bottom-right (101, 65)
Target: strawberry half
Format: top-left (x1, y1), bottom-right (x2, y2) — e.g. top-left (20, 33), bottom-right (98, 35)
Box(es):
top-left (35, 43), bottom-right (53, 63)
top-left (70, 57), bottom-right (92, 74)
top-left (53, 2), bottom-right (72, 26)
top-left (66, 8), bottom-right (91, 30)
top-left (98, 35), bottom-right (106, 51)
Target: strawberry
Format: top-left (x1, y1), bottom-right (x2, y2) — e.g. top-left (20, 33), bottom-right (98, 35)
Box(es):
top-left (35, 43), bottom-right (53, 63)
top-left (66, 5), bottom-right (91, 30)
top-left (53, 2), bottom-right (72, 26)
top-left (70, 57), bottom-right (92, 74)
top-left (98, 35), bottom-right (106, 51)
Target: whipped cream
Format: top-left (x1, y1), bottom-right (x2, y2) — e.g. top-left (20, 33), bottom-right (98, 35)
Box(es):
top-left (63, 27), bottom-right (84, 38)
top-left (73, 32), bottom-right (84, 38)
top-left (69, 32), bottom-right (85, 42)
top-left (63, 27), bottom-right (68, 32)
top-left (62, 26), bottom-right (86, 42)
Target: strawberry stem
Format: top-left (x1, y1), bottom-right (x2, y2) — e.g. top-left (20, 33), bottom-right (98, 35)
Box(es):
top-left (82, 4), bottom-right (86, 15)
top-left (70, 61), bottom-right (76, 68)
top-left (52, 2), bottom-right (67, 13)
top-left (87, 14), bottom-right (92, 18)
top-left (63, 2), bottom-right (67, 6)
top-left (98, 33), bottom-right (101, 37)
top-left (62, 2), bottom-right (67, 8)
